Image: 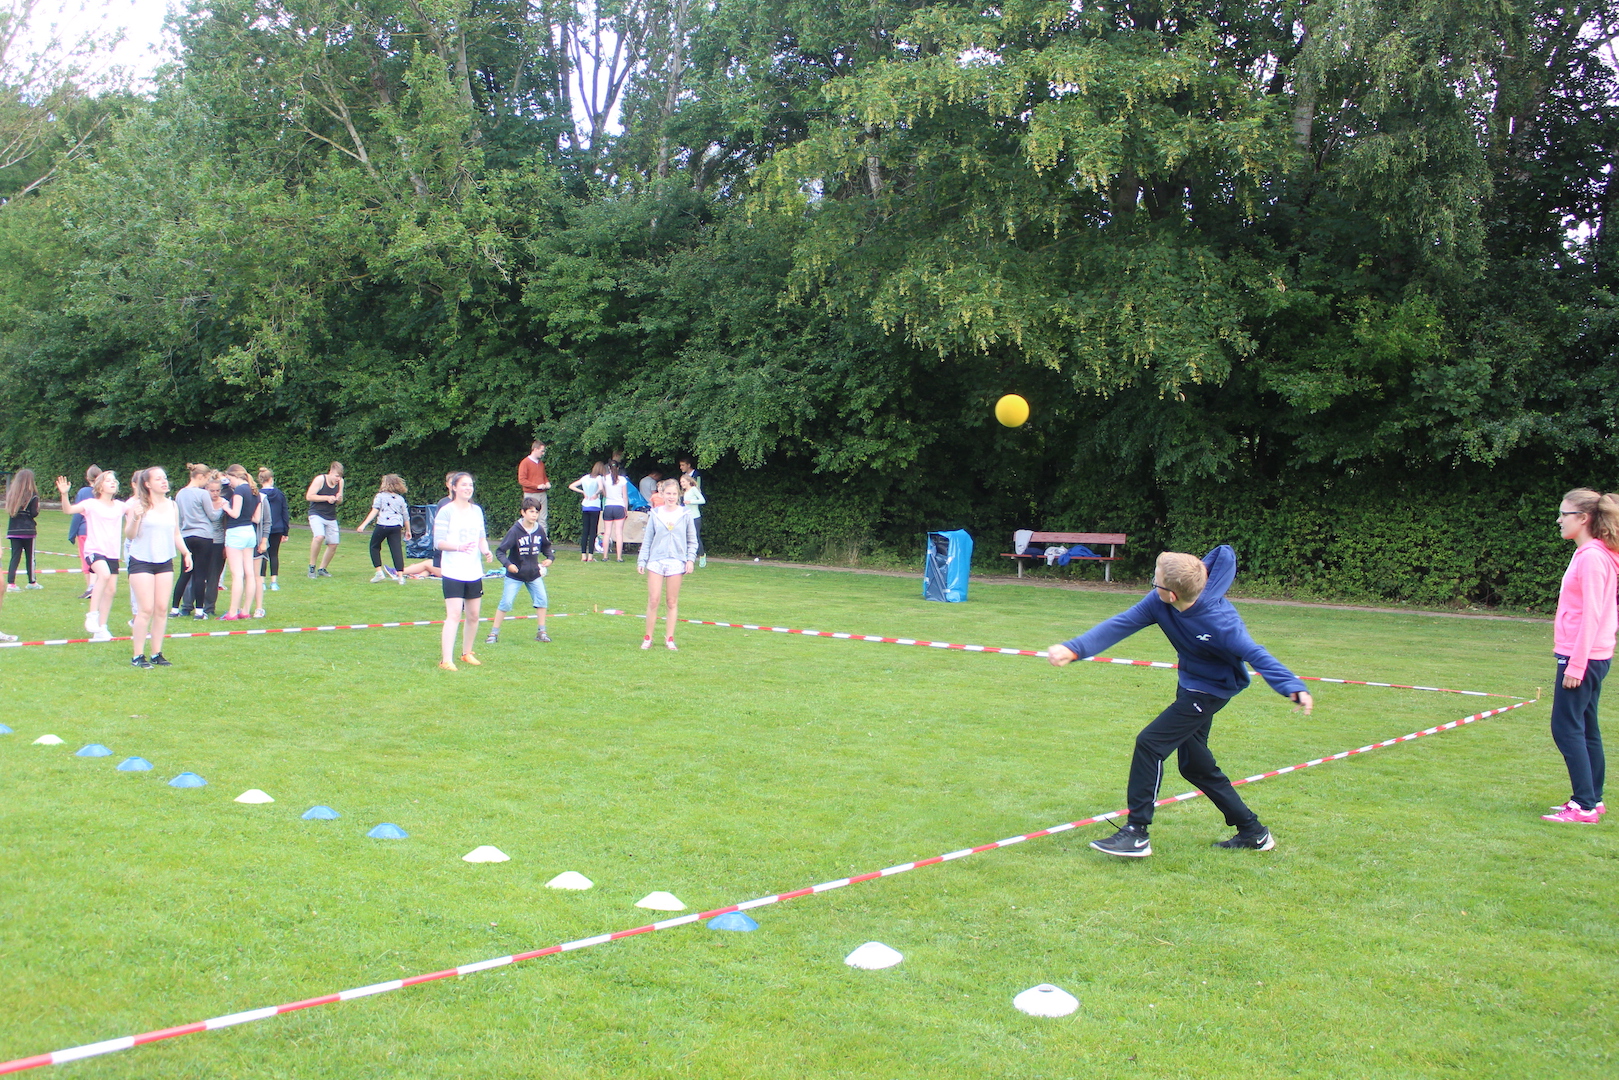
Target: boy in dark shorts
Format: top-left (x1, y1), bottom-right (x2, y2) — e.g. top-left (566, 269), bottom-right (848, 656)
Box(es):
top-left (1047, 545), bottom-right (1314, 857)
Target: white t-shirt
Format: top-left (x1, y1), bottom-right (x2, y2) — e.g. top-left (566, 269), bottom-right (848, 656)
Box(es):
top-left (602, 477), bottom-right (628, 508)
top-left (434, 502), bottom-right (487, 581)
top-left (576, 475), bottom-right (601, 509)
top-left (125, 500), bottom-right (179, 563)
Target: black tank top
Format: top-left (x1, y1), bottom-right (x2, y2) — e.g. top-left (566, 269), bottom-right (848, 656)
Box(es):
top-left (310, 476), bottom-right (340, 519)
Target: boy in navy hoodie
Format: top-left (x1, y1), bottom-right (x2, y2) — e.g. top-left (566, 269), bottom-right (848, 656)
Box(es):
top-left (1048, 546), bottom-right (1314, 857)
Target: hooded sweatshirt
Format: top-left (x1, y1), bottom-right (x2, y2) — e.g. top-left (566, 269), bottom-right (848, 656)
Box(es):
top-left (1061, 545), bottom-right (1305, 700)
top-left (1554, 538), bottom-right (1619, 681)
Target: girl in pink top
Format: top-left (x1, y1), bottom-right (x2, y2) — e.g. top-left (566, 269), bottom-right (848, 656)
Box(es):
top-left (1543, 488), bottom-right (1619, 823)
top-left (55, 471), bottom-right (124, 642)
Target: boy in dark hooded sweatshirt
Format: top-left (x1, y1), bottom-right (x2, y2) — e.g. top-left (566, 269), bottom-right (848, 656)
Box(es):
top-left (1048, 546), bottom-right (1314, 857)
top-left (487, 498), bottom-right (555, 644)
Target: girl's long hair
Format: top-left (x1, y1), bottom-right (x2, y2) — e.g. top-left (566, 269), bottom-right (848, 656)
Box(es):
top-left (128, 468), bottom-right (165, 514)
top-left (5, 468), bottom-right (37, 516)
top-left (380, 474), bottom-right (407, 495)
top-left (225, 464), bottom-right (259, 493)
top-left (1563, 488), bottom-right (1619, 552)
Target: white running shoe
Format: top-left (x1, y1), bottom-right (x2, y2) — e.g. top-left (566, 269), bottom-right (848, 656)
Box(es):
top-left (370, 569), bottom-right (386, 583)
top-left (84, 610), bottom-right (98, 633)
top-left (90, 627), bottom-right (113, 642)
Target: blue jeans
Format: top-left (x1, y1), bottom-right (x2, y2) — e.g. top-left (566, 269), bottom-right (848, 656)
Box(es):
top-left (498, 576), bottom-right (547, 612)
top-left (1551, 655), bottom-right (1607, 810)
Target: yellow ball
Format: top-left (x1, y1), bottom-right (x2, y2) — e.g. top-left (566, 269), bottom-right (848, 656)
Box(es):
top-left (994, 394), bottom-right (1030, 428)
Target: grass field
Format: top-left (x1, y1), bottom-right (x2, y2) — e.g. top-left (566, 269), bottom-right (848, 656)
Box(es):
top-left (0, 543), bottom-right (1613, 1079)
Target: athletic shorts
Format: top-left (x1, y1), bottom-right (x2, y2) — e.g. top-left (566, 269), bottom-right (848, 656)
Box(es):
top-left (498, 576), bottom-right (548, 612)
top-left (309, 515), bottom-right (340, 544)
top-left (442, 577), bottom-right (484, 601)
top-left (602, 505), bottom-right (627, 522)
top-left (128, 557), bottom-right (173, 576)
top-left (89, 554), bottom-right (120, 574)
top-left (225, 525), bottom-right (257, 549)
top-left (644, 557), bottom-right (687, 577)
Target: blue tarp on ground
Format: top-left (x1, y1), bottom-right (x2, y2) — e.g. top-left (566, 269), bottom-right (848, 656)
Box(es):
top-left (923, 530), bottom-right (973, 602)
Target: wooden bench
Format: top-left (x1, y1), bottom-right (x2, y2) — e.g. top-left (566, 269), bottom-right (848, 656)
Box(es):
top-left (1002, 532), bottom-right (1127, 580)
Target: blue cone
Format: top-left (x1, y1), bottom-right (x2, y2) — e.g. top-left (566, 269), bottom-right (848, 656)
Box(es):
top-left (168, 772), bottom-right (207, 788)
top-left (367, 823), bottom-right (408, 839)
top-left (117, 756), bottom-right (153, 771)
top-left (0, 723), bottom-right (12, 734)
top-left (302, 805), bottom-right (341, 820)
top-left (707, 912), bottom-right (759, 932)
top-left (75, 744), bottom-right (113, 757)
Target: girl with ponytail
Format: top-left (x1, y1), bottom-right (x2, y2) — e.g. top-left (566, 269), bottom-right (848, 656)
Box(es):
top-left (1543, 488), bottom-right (1619, 823)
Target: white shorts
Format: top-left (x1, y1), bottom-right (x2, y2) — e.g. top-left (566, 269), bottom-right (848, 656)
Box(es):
top-left (309, 515), bottom-right (340, 544)
top-left (645, 557), bottom-right (687, 577)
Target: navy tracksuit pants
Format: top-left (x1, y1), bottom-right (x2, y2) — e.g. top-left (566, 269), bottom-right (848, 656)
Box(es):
top-left (1127, 686), bottom-right (1261, 831)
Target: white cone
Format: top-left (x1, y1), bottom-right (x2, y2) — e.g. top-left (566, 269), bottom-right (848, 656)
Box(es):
top-left (462, 845), bottom-right (510, 863)
top-left (546, 871), bottom-right (594, 890)
top-left (635, 891), bottom-right (686, 911)
top-left (844, 942), bottom-right (904, 970)
top-left (234, 789), bottom-right (274, 804)
top-left (1013, 984), bottom-right (1079, 1017)
top-left (32, 734), bottom-right (63, 745)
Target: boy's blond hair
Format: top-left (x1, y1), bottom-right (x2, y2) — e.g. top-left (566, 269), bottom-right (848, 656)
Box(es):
top-left (1156, 552), bottom-right (1208, 601)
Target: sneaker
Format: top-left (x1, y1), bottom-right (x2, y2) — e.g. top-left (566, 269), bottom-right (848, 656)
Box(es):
top-left (1549, 800), bottom-right (1607, 818)
top-left (1542, 804), bottom-right (1601, 823)
top-left (253, 608), bottom-right (266, 618)
top-left (26, 582), bottom-right (43, 590)
top-left (219, 613), bottom-right (243, 621)
top-left (459, 653), bottom-right (481, 666)
top-left (90, 627), bottom-right (113, 643)
top-left (131, 654), bottom-right (153, 669)
top-left (641, 636), bottom-right (652, 650)
top-left (1214, 828), bottom-right (1276, 851)
top-left (192, 610), bottom-right (208, 620)
top-left (536, 628), bottom-right (551, 643)
top-left (1090, 823), bottom-right (1152, 858)
top-left (77, 589), bottom-right (92, 600)
top-left (308, 566), bottom-right (317, 578)
top-left (0, 630), bottom-right (17, 642)
top-left (316, 568), bottom-right (332, 578)
top-left (698, 556), bottom-right (706, 568)
top-left (485, 631), bottom-right (499, 645)
top-left (148, 653), bottom-right (172, 667)
top-left (665, 637), bottom-right (678, 651)
top-left (5, 584), bottom-right (17, 592)
top-left (438, 660), bottom-right (458, 671)
top-left (382, 567), bottom-right (399, 580)
top-left (370, 569), bottom-right (387, 583)
top-left (84, 610), bottom-right (98, 633)
top-left (169, 607), bottom-right (181, 617)
top-left (268, 582), bottom-right (280, 591)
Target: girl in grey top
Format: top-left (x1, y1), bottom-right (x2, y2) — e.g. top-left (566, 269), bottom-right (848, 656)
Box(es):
top-left (637, 479), bottom-right (698, 650)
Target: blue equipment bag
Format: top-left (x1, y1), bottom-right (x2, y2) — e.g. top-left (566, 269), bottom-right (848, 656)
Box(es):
top-left (405, 504), bottom-right (436, 559)
top-left (923, 529), bottom-right (973, 602)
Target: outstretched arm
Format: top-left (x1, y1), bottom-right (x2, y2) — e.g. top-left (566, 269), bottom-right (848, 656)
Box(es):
top-left (1048, 597), bottom-right (1159, 668)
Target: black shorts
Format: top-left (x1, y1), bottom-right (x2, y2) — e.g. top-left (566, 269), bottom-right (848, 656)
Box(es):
top-left (442, 577), bottom-right (484, 601)
top-left (90, 554), bottom-right (120, 574)
top-left (602, 505), bottom-right (627, 522)
top-left (128, 558), bottom-right (173, 576)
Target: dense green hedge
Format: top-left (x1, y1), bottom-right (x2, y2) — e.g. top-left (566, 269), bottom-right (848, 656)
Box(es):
top-left (1, 429), bottom-right (1589, 610)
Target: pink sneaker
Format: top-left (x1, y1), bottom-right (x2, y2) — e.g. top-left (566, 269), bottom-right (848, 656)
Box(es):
top-left (1541, 804), bottom-right (1601, 823)
top-left (1548, 800), bottom-right (1606, 818)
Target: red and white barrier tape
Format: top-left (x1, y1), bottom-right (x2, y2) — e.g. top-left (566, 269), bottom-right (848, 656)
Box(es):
top-left (0, 695), bottom-right (1533, 1074)
top-left (596, 611), bottom-right (1523, 699)
top-left (0, 613), bottom-right (572, 649)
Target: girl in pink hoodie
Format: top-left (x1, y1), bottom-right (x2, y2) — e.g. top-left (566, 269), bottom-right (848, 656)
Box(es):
top-left (1543, 488), bottom-right (1619, 823)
